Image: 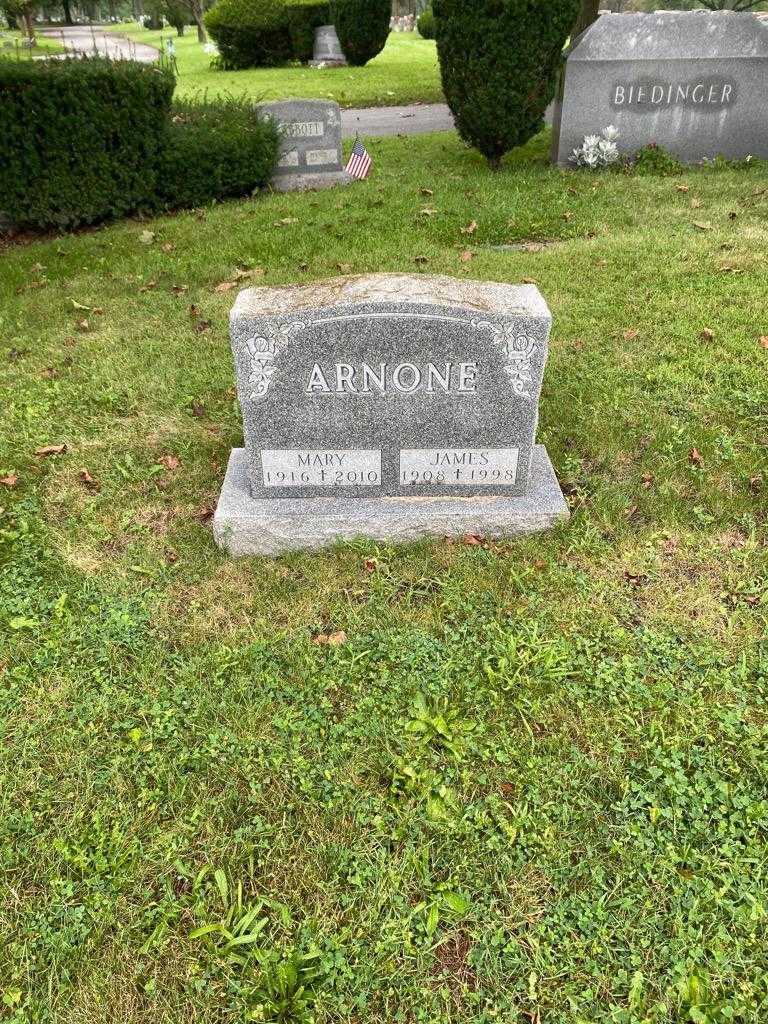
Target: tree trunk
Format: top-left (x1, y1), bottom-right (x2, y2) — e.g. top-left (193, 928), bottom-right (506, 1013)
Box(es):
top-left (62, 0), bottom-right (74, 24)
top-left (571, 0), bottom-right (600, 42)
top-left (193, 4), bottom-right (206, 43)
top-left (177, 22), bottom-right (184, 34)
top-left (486, 154), bottom-right (502, 172)
top-left (22, 10), bottom-right (36, 41)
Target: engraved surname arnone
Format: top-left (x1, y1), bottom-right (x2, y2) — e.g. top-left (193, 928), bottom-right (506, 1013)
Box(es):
top-left (261, 449), bottom-right (381, 487)
top-left (305, 361), bottom-right (478, 395)
top-left (244, 313), bottom-right (536, 402)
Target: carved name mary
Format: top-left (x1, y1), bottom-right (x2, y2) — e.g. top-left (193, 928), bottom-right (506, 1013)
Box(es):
top-left (213, 274), bottom-right (569, 555)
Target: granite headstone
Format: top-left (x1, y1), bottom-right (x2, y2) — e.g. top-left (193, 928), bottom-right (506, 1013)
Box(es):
top-left (214, 274), bottom-right (569, 555)
top-left (310, 24), bottom-right (346, 66)
top-left (552, 11), bottom-right (768, 166)
top-left (257, 98), bottom-right (352, 192)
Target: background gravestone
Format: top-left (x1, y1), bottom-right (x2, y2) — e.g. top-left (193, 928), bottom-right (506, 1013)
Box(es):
top-left (257, 99), bottom-right (352, 192)
top-left (310, 24), bottom-right (347, 66)
top-left (551, 11), bottom-right (768, 166)
top-left (214, 274), bottom-right (569, 555)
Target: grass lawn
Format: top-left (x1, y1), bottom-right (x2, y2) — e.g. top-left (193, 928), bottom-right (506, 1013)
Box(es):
top-left (104, 24), bottom-right (443, 107)
top-left (0, 30), bottom-right (67, 55)
top-left (2, 130), bottom-right (768, 1022)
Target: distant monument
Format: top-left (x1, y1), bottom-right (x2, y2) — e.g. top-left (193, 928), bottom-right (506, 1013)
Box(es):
top-left (257, 99), bottom-right (352, 192)
top-left (310, 24), bottom-right (347, 66)
top-left (552, 11), bottom-right (768, 165)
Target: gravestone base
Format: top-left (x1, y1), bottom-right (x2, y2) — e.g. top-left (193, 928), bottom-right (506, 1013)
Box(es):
top-left (309, 58), bottom-right (347, 68)
top-left (214, 445), bottom-right (569, 556)
top-left (269, 169), bottom-right (353, 192)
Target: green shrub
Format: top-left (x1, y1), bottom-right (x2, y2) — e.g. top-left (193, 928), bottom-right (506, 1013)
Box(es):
top-left (631, 143), bottom-right (684, 177)
top-left (157, 97), bottom-right (279, 209)
top-left (329, 0), bottom-right (390, 66)
top-left (416, 6), bottom-right (435, 39)
top-left (205, 0), bottom-right (292, 69)
top-left (286, 0), bottom-right (331, 61)
top-left (0, 57), bottom-right (174, 229)
top-left (433, 0), bottom-right (578, 169)
top-left (204, 0), bottom-right (333, 67)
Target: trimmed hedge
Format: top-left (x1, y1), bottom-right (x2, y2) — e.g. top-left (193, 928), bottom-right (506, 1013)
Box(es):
top-left (433, 0), bottom-right (579, 169)
top-left (205, 0), bottom-right (330, 68)
top-left (205, 0), bottom-right (290, 69)
top-left (157, 97), bottom-right (280, 209)
top-left (329, 0), bottom-right (390, 65)
top-left (416, 6), bottom-right (435, 38)
top-left (0, 57), bottom-right (174, 229)
top-left (287, 0), bottom-right (330, 62)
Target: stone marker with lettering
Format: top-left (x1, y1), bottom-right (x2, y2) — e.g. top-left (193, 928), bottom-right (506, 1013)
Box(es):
top-left (552, 11), bottom-right (768, 165)
top-left (310, 24), bottom-right (347, 66)
top-left (257, 98), bottom-right (352, 192)
top-left (213, 274), bottom-right (569, 555)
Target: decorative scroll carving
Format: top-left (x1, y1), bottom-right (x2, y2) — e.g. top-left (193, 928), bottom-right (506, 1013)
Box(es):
top-left (472, 320), bottom-right (537, 398)
top-left (245, 322), bottom-right (305, 400)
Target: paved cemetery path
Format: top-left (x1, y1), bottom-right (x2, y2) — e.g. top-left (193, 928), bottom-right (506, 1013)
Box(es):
top-left (341, 103), bottom-right (455, 138)
top-left (39, 25), bottom-right (159, 62)
top-left (341, 101), bottom-right (553, 139)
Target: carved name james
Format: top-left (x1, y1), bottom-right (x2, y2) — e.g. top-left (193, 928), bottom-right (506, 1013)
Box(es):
top-left (213, 274), bottom-right (569, 555)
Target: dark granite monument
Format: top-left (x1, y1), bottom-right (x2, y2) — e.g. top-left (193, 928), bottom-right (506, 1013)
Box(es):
top-left (257, 99), bottom-right (352, 192)
top-left (214, 274), bottom-right (568, 555)
top-left (552, 11), bottom-right (768, 166)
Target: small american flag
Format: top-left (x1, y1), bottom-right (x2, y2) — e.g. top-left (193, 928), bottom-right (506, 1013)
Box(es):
top-left (345, 136), bottom-right (372, 179)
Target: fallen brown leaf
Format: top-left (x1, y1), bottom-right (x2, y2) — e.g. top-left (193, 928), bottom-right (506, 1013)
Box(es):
top-left (194, 319), bottom-right (212, 333)
top-left (700, 327), bottom-right (715, 342)
top-left (274, 217), bottom-right (298, 226)
top-left (41, 367), bottom-right (59, 379)
top-left (461, 220), bottom-right (477, 235)
top-left (188, 304), bottom-right (200, 318)
top-left (79, 468), bottom-right (100, 492)
top-left (159, 454), bottom-right (181, 471)
top-left (690, 197), bottom-right (702, 209)
top-left (676, 184), bottom-right (690, 193)
top-left (692, 221), bottom-right (712, 231)
top-left (419, 187), bottom-right (434, 196)
top-left (414, 255), bottom-right (429, 264)
top-left (313, 630), bottom-right (348, 647)
top-left (363, 557), bottom-right (377, 572)
top-left (461, 533), bottom-right (483, 546)
top-left (161, 242), bottom-right (175, 253)
top-left (76, 319), bottom-right (89, 332)
top-left (641, 473), bottom-right (654, 488)
top-left (0, 473), bottom-right (18, 488)
top-left (165, 548), bottom-right (179, 565)
top-left (336, 262), bottom-right (352, 273)
top-left (760, 336), bottom-right (768, 350)
top-left (420, 207), bottom-right (437, 217)
top-left (214, 281), bottom-right (235, 293)
top-left (35, 444), bottom-right (66, 457)
top-left (623, 328), bottom-right (640, 341)
top-left (520, 276), bottom-right (537, 285)
top-left (171, 284), bottom-right (188, 296)
top-left (459, 250), bottom-right (473, 263)
top-left (196, 504), bottom-right (214, 523)
top-left (191, 402), bottom-right (205, 417)
top-left (689, 447), bottom-right (703, 467)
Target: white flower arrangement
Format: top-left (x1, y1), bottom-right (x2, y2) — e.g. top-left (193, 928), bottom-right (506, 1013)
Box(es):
top-left (570, 125), bottom-right (620, 169)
